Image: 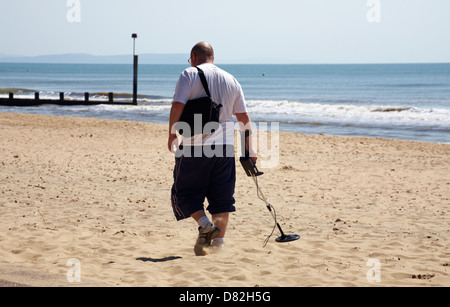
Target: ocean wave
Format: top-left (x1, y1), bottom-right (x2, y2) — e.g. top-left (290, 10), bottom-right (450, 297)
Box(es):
top-left (2, 90), bottom-right (448, 126)
top-left (245, 100), bottom-right (450, 124)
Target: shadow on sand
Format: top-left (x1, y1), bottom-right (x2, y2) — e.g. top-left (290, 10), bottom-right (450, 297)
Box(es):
top-left (136, 256), bottom-right (182, 263)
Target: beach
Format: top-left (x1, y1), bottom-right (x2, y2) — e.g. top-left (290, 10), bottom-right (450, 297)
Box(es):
top-left (0, 112), bottom-right (449, 287)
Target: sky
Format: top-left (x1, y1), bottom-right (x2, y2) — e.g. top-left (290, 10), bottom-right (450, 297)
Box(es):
top-left (1, 0), bottom-right (450, 64)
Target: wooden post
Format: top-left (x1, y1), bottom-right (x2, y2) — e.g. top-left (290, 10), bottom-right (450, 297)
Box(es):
top-left (133, 55), bottom-right (138, 105)
top-left (84, 92), bottom-right (89, 102)
top-left (9, 93), bottom-right (13, 100)
top-left (109, 92), bottom-right (114, 102)
top-left (35, 92), bottom-right (39, 100)
top-left (60, 92), bottom-right (64, 101)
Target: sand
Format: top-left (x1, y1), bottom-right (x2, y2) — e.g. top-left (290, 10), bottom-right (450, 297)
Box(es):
top-left (0, 112), bottom-right (448, 287)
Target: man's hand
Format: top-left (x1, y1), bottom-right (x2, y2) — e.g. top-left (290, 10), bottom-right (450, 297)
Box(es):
top-left (248, 147), bottom-right (258, 163)
top-left (235, 112), bottom-right (258, 163)
top-left (168, 134), bottom-right (178, 154)
top-left (168, 102), bottom-right (185, 154)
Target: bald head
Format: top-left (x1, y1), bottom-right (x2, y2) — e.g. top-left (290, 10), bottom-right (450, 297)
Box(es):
top-left (190, 42), bottom-right (214, 66)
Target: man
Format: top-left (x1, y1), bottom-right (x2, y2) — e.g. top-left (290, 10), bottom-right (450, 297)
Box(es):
top-left (168, 42), bottom-right (256, 256)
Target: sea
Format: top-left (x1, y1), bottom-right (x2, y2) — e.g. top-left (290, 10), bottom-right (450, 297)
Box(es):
top-left (0, 62), bottom-right (449, 144)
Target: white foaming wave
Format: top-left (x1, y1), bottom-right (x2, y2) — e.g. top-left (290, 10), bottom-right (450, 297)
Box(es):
top-left (246, 100), bottom-right (450, 124)
top-left (94, 99), bottom-right (173, 112)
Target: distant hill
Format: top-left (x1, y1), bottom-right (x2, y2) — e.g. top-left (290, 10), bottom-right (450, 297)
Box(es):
top-left (0, 53), bottom-right (188, 64)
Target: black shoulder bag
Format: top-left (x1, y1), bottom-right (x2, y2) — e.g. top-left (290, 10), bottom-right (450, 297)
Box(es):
top-left (176, 67), bottom-right (223, 137)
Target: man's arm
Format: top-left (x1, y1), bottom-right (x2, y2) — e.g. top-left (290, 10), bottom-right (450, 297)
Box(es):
top-left (235, 112), bottom-right (257, 162)
top-left (168, 101), bottom-right (185, 153)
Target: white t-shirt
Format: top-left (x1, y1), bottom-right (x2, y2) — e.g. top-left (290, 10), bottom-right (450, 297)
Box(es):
top-left (173, 63), bottom-right (247, 146)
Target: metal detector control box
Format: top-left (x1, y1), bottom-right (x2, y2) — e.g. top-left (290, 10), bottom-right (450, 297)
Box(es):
top-left (240, 155), bottom-right (264, 177)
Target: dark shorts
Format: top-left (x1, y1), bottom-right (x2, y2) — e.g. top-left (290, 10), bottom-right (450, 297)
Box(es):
top-left (171, 145), bottom-right (236, 221)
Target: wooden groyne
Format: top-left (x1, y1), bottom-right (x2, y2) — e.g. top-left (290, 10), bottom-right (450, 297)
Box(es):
top-left (0, 92), bottom-right (137, 107)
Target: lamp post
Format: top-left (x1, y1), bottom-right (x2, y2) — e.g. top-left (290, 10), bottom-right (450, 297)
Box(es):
top-left (132, 33), bottom-right (138, 105)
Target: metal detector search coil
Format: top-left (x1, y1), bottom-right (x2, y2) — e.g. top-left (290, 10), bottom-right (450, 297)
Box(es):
top-left (239, 154), bottom-right (300, 244)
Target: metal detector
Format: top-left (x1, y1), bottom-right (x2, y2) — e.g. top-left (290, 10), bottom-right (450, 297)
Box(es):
top-left (240, 135), bottom-right (300, 244)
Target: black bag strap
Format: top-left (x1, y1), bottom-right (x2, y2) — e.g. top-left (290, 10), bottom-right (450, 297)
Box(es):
top-left (196, 67), bottom-right (212, 99)
top-left (196, 66), bottom-right (222, 110)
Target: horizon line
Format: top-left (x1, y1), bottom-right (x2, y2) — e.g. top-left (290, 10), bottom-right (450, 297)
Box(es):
top-left (0, 52), bottom-right (449, 66)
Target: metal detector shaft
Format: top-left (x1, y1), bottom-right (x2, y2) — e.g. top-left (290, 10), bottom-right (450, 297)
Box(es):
top-left (251, 175), bottom-right (272, 217)
top-left (240, 137), bottom-right (300, 243)
top-left (250, 175), bottom-right (288, 239)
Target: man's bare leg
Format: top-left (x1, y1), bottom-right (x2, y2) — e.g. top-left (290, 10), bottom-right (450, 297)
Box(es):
top-left (212, 212), bottom-right (229, 239)
top-left (191, 210), bottom-right (207, 223)
top-left (211, 212), bottom-right (229, 248)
